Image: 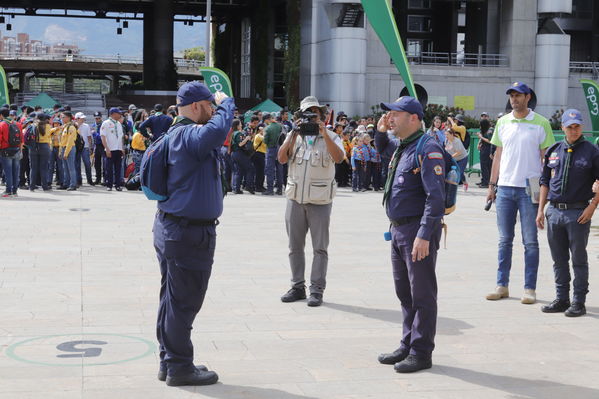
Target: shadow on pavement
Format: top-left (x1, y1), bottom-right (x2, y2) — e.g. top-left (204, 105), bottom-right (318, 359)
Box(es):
top-left (181, 384), bottom-right (318, 399)
top-left (431, 365), bottom-right (599, 399)
top-left (325, 302), bottom-right (473, 335)
top-left (6, 196), bottom-right (60, 202)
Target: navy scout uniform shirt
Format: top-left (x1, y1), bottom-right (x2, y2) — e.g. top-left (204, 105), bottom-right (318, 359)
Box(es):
top-left (386, 135), bottom-right (446, 241)
top-left (540, 139), bottom-right (599, 203)
top-left (158, 97), bottom-right (235, 220)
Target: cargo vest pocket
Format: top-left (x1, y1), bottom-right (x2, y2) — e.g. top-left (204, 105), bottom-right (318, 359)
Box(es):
top-left (308, 181), bottom-right (331, 202)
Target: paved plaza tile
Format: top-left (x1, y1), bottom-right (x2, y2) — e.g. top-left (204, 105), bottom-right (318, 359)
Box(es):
top-left (1, 184), bottom-right (599, 398)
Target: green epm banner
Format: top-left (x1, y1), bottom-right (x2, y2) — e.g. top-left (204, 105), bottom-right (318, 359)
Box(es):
top-left (199, 67), bottom-right (233, 97)
top-left (580, 79), bottom-right (599, 131)
top-left (361, 0), bottom-right (417, 99)
top-left (0, 65), bottom-right (9, 106)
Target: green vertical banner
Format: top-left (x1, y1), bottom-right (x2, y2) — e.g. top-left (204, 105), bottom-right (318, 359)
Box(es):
top-left (0, 65), bottom-right (9, 106)
top-left (580, 79), bottom-right (599, 131)
top-left (199, 67), bottom-right (233, 97)
top-left (361, 0), bottom-right (417, 99)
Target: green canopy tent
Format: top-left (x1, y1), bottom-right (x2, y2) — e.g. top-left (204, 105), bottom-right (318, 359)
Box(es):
top-left (243, 99), bottom-right (283, 123)
top-left (24, 93), bottom-right (59, 114)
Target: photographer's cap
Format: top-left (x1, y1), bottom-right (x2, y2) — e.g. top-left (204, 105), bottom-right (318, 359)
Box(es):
top-left (561, 109), bottom-right (583, 127)
top-left (75, 112), bottom-right (86, 119)
top-left (177, 81), bottom-right (214, 107)
top-left (300, 96), bottom-right (327, 114)
top-left (108, 107), bottom-right (122, 115)
top-left (506, 81), bottom-right (531, 95)
top-left (380, 96), bottom-right (423, 120)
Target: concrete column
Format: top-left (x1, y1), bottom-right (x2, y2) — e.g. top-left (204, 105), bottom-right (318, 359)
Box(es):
top-left (535, 34), bottom-right (570, 117)
top-left (110, 74), bottom-right (120, 94)
top-left (143, 7), bottom-right (156, 87)
top-left (499, 0), bottom-right (537, 73)
top-left (18, 72), bottom-right (25, 92)
top-left (152, 0), bottom-right (176, 90)
top-left (65, 72), bottom-right (74, 93)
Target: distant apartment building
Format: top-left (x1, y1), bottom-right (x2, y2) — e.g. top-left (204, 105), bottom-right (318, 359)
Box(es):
top-left (0, 32), bottom-right (80, 56)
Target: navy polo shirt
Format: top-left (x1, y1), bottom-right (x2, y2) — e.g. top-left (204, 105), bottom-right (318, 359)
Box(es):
top-left (386, 136), bottom-right (446, 241)
top-left (374, 129), bottom-right (400, 161)
top-left (139, 113), bottom-right (174, 141)
top-left (540, 139), bottom-right (599, 203)
top-left (157, 98), bottom-right (235, 220)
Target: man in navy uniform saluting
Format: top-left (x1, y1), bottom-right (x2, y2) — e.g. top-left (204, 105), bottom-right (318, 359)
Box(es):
top-left (536, 109), bottom-right (599, 317)
top-left (375, 97), bottom-right (445, 373)
top-left (152, 81), bottom-right (234, 386)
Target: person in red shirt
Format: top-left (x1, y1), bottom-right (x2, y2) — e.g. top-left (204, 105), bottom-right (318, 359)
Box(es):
top-left (0, 108), bottom-right (24, 197)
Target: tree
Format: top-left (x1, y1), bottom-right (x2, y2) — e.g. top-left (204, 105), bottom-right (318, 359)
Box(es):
top-left (182, 46), bottom-right (206, 62)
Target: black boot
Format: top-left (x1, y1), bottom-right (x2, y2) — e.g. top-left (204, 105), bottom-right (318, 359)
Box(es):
top-left (281, 287), bottom-right (306, 303)
top-left (541, 298), bottom-right (570, 313)
top-left (378, 347), bottom-right (409, 365)
top-left (394, 354), bottom-right (432, 373)
top-left (565, 302), bottom-right (586, 317)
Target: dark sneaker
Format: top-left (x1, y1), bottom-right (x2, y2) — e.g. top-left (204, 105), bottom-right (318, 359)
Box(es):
top-left (1, 191), bottom-right (12, 198)
top-left (165, 369), bottom-right (218, 386)
top-left (307, 293), bottom-right (323, 307)
top-left (541, 298), bottom-right (570, 313)
top-left (394, 354), bottom-right (432, 373)
top-left (378, 347), bottom-right (409, 365)
top-left (234, 190), bottom-right (243, 194)
top-left (262, 191), bottom-right (274, 196)
top-left (115, 187), bottom-right (123, 191)
top-left (281, 287), bottom-right (306, 303)
top-left (158, 364), bottom-right (208, 382)
top-left (565, 302), bottom-right (586, 317)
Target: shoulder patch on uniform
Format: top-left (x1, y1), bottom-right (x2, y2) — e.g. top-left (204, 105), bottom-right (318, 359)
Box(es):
top-left (433, 165), bottom-right (443, 175)
top-left (427, 152), bottom-right (443, 160)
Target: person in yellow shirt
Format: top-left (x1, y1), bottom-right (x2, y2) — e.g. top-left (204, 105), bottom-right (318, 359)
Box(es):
top-left (28, 113), bottom-right (53, 191)
top-left (49, 118), bottom-right (63, 188)
top-left (252, 116), bottom-right (269, 192)
top-left (130, 129), bottom-right (147, 175)
top-left (58, 111), bottom-right (78, 191)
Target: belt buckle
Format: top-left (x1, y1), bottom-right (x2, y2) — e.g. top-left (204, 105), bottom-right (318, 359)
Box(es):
top-left (558, 203), bottom-right (567, 210)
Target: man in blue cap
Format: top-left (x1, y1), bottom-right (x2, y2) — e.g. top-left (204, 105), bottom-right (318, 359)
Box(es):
top-left (375, 96), bottom-right (445, 373)
top-left (153, 81), bottom-right (234, 386)
top-left (536, 109), bottom-right (599, 317)
top-left (486, 82), bottom-right (554, 304)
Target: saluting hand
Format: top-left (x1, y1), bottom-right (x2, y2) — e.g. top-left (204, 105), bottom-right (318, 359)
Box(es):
top-left (411, 237), bottom-right (430, 262)
top-left (377, 113), bottom-right (390, 132)
top-left (214, 91), bottom-right (228, 106)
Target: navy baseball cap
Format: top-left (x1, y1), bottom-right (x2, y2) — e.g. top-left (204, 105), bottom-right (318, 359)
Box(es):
top-left (561, 109), bottom-right (583, 127)
top-left (380, 96), bottom-right (424, 120)
top-left (108, 107), bottom-right (122, 115)
top-left (177, 81), bottom-right (214, 107)
top-left (506, 82), bottom-right (531, 95)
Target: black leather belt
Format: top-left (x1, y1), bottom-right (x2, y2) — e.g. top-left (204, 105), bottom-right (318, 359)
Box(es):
top-left (550, 201), bottom-right (589, 210)
top-left (390, 216), bottom-right (421, 227)
top-left (160, 211), bottom-right (219, 226)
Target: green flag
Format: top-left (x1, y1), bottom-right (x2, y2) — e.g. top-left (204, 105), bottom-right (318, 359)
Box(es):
top-left (361, 0), bottom-right (417, 99)
top-left (580, 79), bottom-right (599, 131)
top-left (199, 67), bottom-right (233, 97)
top-left (0, 65), bottom-right (9, 106)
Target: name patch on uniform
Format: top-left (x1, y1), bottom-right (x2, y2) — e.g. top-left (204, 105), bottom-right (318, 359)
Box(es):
top-left (433, 165), bottom-right (443, 175)
top-left (428, 152), bottom-right (443, 160)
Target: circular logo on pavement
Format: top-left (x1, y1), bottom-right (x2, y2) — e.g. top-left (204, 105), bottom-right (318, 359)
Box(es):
top-left (5, 333), bottom-right (156, 367)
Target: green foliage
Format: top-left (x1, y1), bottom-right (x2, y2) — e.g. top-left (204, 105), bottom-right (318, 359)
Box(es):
top-left (423, 103), bottom-right (480, 129)
top-left (182, 46), bottom-right (206, 62)
top-left (549, 109), bottom-right (564, 130)
top-left (284, 0), bottom-right (301, 110)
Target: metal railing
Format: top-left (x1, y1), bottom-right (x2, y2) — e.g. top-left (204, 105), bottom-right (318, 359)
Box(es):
top-left (570, 61), bottom-right (599, 78)
top-left (0, 52), bottom-right (205, 68)
top-left (406, 51), bottom-right (509, 67)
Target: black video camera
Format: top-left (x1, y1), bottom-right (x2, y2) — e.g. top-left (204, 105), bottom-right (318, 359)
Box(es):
top-left (297, 111), bottom-right (320, 136)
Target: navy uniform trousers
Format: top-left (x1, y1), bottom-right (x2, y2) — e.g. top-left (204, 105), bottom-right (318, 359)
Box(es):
top-left (153, 211), bottom-right (216, 377)
top-left (391, 220), bottom-right (442, 358)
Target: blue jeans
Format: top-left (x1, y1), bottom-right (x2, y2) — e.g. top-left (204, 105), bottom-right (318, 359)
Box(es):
top-left (456, 157), bottom-right (468, 184)
top-left (1, 154), bottom-right (20, 194)
top-left (546, 205), bottom-right (590, 303)
top-left (265, 147), bottom-right (282, 192)
top-left (231, 151), bottom-right (255, 191)
top-left (495, 186), bottom-right (539, 289)
top-left (132, 150), bottom-right (144, 176)
top-left (61, 149), bottom-right (77, 189)
top-left (29, 144), bottom-right (52, 190)
top-left (51, 146), bottom-right (63, 186)
top-left (78, 147), bottom-right (93, 184)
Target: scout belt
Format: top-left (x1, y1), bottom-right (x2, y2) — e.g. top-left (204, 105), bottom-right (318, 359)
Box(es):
top-left (390, 215), bottom-right (421, 227)
top-left (550, 201), bottom-right (589, 210)
top-left (160, 210), bottom-right (219, 226)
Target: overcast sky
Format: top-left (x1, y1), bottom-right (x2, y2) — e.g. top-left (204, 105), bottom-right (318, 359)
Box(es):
top-left (0, 15), bottom-right (206, 57)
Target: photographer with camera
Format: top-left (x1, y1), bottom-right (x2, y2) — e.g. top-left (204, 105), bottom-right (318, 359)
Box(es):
top-left (277, 96), bottom-right (344, 307)
top-left (231, 117), bottom-right (257, 194)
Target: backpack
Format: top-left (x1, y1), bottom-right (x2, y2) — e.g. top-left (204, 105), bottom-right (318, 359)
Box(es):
top-left (413, 134), bottom-right (459, 215)
top-left (1, 120), bottom-right (22, 149)
top-left (139, 128), bottom-right (175, 201)
top-left (462, 130), bottom-right (471, 151)
top-left (75, 129), bottom-right (85, 152)
top-left (24, 124), bottom-right (39, 147)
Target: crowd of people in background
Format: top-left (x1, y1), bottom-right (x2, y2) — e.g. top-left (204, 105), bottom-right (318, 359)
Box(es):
top-left (0, 97), bottom-right (496, 199)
